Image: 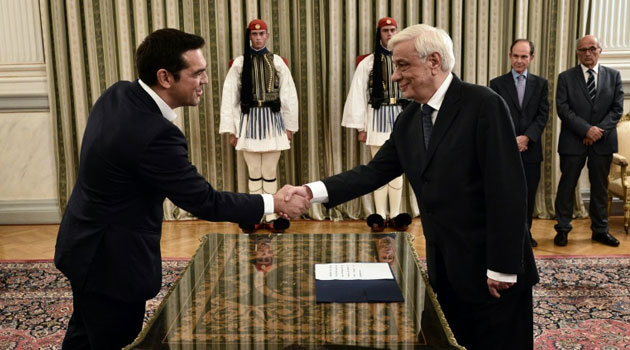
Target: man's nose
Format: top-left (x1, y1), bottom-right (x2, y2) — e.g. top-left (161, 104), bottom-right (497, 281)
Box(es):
top-left (391, 69), bottom-right (400, 81)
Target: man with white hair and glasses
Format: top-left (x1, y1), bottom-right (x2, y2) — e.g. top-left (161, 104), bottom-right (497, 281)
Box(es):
top-left (286, 24), bottom-right (539, 350)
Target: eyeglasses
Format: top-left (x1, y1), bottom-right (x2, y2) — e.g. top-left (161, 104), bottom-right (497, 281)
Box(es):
top-left (577, 46), bottom-right (600, 53)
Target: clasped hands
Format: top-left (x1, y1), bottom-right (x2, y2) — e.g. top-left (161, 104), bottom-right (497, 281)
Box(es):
top-left (583, 126), bottom-right (604, 146)
top-left (272, 185), bottom-right (313, 219)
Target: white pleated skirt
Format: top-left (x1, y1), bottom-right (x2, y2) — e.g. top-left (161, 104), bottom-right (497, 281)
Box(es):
top-left (235, 106), bottom-right (291, 152)
top-left (366, 104), bottom-right (403, 146)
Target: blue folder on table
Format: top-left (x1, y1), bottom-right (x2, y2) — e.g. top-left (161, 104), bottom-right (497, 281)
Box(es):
top-left (315, 278), bottom-right (404, 303)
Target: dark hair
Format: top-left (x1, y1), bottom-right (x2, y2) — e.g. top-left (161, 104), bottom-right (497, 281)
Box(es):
top-left (371, 27), bottom-right (384, 109)
top-left (240, 29), bottom-right (253, 114)
top-left (136, 28), bottom-right (205, 86)
top-left (510, 39), bottom-right (535, 56)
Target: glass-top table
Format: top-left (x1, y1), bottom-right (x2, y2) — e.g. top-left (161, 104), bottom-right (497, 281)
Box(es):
top-left (126, 232), bottom-right (463, 349)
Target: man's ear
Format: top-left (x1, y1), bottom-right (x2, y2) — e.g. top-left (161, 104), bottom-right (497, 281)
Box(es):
top-left (156, 69), bottom-right (172, 89)
top-left (427, 52), bottom-right (442, 71)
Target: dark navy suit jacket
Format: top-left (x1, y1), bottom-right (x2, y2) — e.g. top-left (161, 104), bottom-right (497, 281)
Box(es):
top-left (490, 72), bottom-right (549, 163)
top-left (55, 81), bottom-right (264, 302)
top-left (556, 65), bottom-right (624, 155)
top-left (322, 75), bottom-right (539, 304)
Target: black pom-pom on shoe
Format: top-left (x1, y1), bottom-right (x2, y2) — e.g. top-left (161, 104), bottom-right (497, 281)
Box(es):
top-left (367, 214), bottom-right (385, 232)
top-left (270, 218), bottom-right (290, 233)
top-left (392, 213), bottom-right (412, 231)
top-left (239, 223), bottom-right (257, 233)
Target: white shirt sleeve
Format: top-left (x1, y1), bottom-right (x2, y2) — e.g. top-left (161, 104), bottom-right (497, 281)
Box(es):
top-left (275, 55), bottom-right (299, 133)
top-left (487, 269), bottom-right (517, 283)
top-left (341, 54), bottom-right (373, 131)
top-left (305, 181), bottom-right (329, 204)
top-left (261, 194), bottom-right (274, 215)
top-left (219, 56), bottom-right (243, 135)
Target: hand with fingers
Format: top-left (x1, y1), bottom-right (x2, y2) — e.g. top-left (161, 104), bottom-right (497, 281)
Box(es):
top-left (487, 277), bottom-right (514, 298)
top-left (273, 185), bottom-right (312, 219)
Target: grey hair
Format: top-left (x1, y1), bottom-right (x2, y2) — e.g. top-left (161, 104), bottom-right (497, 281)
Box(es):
top-left (387, 24), bottom-right (455, 72)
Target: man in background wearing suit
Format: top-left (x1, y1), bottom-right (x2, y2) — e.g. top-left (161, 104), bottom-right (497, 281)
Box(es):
top-left (490, 39), bottom-right (549, 247)
top-left (54, 28), bottom-right (309, 349)
top-left (289, 24), bottom-right (539, 350)
top-left (554, 34), bottom-right (624, 247)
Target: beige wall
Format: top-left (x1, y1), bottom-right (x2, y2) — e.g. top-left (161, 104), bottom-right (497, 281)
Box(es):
top-left (0, 0), bottom-right (60, 223)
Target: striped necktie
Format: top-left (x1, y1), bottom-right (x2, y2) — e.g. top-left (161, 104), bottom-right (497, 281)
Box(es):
top-left (421, 104), bottom-right (434, 149)
top-left (586, 69), bottom-right (596, 102)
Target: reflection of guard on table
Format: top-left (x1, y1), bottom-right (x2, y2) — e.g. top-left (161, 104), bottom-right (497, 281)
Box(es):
top-left (373, 233), bottom-right (396, 265)
top-left (249, 233), bottom-right (276, 273)
top-left (220, 19), bottom-right (299, 233)
top-left (341, 17), bottom-right (411, 232)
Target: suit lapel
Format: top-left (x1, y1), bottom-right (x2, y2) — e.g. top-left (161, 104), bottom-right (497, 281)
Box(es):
top-left (500, 73), bottom-right (521, 111)
top-left (595, 66), bottom-right (606, 101)
top-left (521, 74), bottom-right (536, 110)
top-left (421, 74), bottom-right (462, 174)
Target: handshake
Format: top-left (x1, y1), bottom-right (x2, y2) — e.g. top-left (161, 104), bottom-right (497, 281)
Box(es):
top-left (272, 185), bottom-right (314, 219)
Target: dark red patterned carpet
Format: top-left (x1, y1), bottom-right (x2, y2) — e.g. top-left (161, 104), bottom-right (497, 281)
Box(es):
top-left (1, 256), bottom-right (629, 349)
top-left (533, 256), bottom-right (630, 349)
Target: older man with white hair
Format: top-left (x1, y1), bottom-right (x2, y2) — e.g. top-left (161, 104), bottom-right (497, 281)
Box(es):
top-left (287, 24), bottom-right (539, 350)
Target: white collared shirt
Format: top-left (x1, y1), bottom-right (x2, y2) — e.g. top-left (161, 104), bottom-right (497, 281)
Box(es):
top-left (138, 79), bottom-right (178, 122)
top-left (422, 73), bottom-right (454, 125)
top-left (138, 79), bottom-right (274, 216)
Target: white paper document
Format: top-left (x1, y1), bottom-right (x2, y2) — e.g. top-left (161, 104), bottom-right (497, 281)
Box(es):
top-left (314, 263), bottom-right (394, 280)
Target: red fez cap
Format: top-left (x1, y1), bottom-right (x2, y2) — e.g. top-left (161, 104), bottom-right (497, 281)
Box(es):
top-left (248, 19), bottom-right (268, 31)
top-left (377, 17), bottom-right (397, 28)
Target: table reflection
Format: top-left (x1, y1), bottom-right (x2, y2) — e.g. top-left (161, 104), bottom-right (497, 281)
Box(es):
top-left (127, 233), bottom-right (462, 350)
top-left (373, 233), bottom-right (396, 266)
top-left (249, 234), bottom-right (276, 273)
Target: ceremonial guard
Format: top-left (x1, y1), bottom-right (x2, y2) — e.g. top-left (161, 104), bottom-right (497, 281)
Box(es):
top-left (342, 17), bottom-right (411, 231)
top-left (220, 19), bottom-right (299, 233)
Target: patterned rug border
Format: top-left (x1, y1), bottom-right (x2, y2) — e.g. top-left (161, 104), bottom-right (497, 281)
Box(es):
top-left (0, 257), bottom-right (191, 263)
top-left (535, 254), bottom-right (630, 259)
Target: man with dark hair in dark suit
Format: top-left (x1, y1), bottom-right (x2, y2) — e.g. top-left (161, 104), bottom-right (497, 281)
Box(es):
top-left (287, 24), bottom-right (539, 350)
top-left (54, 28), bottom-right (309, 349)
top-left (553, 34), bottom-right (624, 247)
top-left (490, 39), bottom-right (549, 247)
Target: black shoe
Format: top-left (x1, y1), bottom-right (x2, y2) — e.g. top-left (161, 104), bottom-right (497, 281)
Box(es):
top-left (530, 237), bottom-right (538, 247)
top-left (554, 232), bottom-right (568, 246)
top-left (269, 218), bottom-right (290, 233)
top-left (239, 223), bottom-right (257, 233)
top-left (592, 232), bottom-right (620, 247)
top-left (392, 213), bottom-right (412, 231)
top-left (367, 214), bottom-right (385, 232)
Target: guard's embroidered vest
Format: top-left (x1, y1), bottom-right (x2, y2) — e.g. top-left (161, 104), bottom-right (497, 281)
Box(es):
top-left (368, 53), bottom-right (402, 105)
top-left (251, 52), bottom-right (280, 103)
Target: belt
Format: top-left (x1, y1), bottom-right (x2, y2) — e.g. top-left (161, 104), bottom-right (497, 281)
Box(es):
top-left (372, 97), bottom-right (402, 106)
top-left (249, 100), bottom-right (279, 108)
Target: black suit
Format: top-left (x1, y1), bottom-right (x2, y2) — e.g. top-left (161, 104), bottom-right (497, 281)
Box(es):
top-left (554, 65), bottom-right (624, 234)
top-left (490, 72), bottom-right (549, 237)
top-left (55, 80), bottom-right (264, 348)
top-left (321, 75), bottom-right (539, 350)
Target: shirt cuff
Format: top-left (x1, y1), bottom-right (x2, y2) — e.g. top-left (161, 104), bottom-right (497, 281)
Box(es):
top-left (305, 181), bottom-right (329, 203)
top-left (261, 194), bottom-right (274, 216)
top-left (487, 269), bottom-right (517, 283)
